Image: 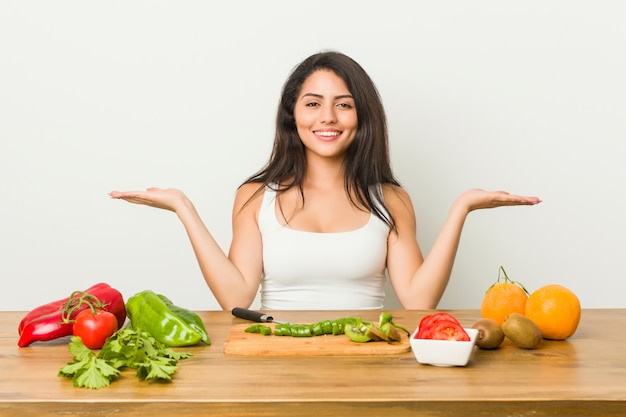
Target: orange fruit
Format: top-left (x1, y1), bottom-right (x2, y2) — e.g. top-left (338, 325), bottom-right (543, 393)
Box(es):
top-left (525, 284), bottom-right (581, 340)
top-left (480, 266), bottom-right (529, 325)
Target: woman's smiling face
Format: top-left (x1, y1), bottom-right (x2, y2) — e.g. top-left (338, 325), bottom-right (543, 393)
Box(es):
top-left (293, 69), bottom-right (358, 160)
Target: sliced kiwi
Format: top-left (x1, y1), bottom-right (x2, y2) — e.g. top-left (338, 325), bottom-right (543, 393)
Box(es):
top-left (366, 325), bottom-right (388, 341)
top-left (381, 322), bottom-right (402, 342)
top-left (472, 318), bottom-right (505, 349)
top-left (344, 322), bottom-right (372, 343)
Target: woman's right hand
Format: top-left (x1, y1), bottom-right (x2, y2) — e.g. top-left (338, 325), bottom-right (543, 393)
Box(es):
top-left (109, 187), bottom-right (189, 212)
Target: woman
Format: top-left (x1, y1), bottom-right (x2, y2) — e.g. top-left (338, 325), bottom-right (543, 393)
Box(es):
top-left (110, 51), bottom-right (540, 310)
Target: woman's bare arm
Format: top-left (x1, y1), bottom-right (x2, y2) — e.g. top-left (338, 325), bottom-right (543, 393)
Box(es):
top-left (109, 185), bottom-right (264, 310)
top-left (385, 187), bottom-right (541, 309)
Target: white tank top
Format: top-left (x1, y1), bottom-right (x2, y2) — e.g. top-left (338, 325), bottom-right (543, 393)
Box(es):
top-left (258, 185), bottom-right (390, 310)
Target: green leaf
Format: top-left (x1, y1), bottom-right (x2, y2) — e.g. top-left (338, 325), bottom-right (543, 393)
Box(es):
top-left (67, 336), bottom-right (95, 361)
top-left (58, 358), bottom-right (90, 377)
top-left (136, 358), bottom-right (177, 381)
top-left (73, 357), bottom-right (118, 389)
top-left (161, 347), bottom-right (192, 360)
top-left (94, 357), bottom-right (122, 379)
top-left (59, 326), bottom-right (192, 389)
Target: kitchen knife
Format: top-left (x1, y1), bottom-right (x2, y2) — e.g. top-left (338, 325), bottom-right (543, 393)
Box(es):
top-left (231, 307), bottom-right (288, 324)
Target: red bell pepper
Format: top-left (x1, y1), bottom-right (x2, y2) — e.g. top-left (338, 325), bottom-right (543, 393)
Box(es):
top-left (17, 283), bottom-right (126, 347)
top-left (17, 282), bottom-right (113, 334)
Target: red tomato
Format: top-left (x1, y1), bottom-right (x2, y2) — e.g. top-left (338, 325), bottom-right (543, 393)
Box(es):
top-left (416, 312), bottom-right (462, 339)
top-left (73, 308), bottom-right (118, 349)
top-left (429, 320), bottom-right (470, 341)
top-left (416, 312), bottom-right (469, 341)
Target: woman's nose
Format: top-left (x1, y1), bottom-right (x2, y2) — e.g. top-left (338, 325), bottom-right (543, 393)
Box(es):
top-left (319, 105), bottom-right (337, 124)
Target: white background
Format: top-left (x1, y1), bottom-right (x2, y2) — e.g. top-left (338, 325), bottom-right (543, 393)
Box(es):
top-left (2, 1), bottom-right (625, 311)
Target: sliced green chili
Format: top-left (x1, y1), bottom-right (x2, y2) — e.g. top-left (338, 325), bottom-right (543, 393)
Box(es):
top-left (241, 314), bottom-right (407, 341)
top-left (245, 324), bottom-right (272, 335)
top-left (274, 323), bottom-right (292, 336)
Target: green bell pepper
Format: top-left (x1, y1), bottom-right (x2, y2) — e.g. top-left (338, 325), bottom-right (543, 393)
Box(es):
top-left (126, 289), bottom-right (208, 347)
top-left (157, 294), bottom-right (211, 344)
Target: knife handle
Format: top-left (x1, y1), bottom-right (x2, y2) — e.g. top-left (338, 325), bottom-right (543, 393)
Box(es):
top-left (232, 307), bottom-right (273, 323)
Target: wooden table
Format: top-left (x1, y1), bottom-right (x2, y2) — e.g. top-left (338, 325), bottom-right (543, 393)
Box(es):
top-left (1, 309), bottom-right (625, 416)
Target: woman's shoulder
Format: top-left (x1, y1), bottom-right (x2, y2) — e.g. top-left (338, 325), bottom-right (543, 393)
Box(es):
top-left (234, 182), bottom-right (266, 213)
top-left (237, 181), bottom-right (265, 195)
top-left (381, 184), bottom-right (415, 216)
top-left (381, 184), bottom-right (412, 204)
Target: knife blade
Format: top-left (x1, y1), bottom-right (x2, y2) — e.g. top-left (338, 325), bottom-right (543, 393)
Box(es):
top-left (231, 307), bottom-right (288, 324)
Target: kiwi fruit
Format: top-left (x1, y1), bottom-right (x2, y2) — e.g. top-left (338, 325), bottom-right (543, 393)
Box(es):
top-left (472, 318), bottom-right (505, 349)
top-left (366, 323), bottom-right (401, 342)
top-left (344, 323), bottom-right (372, 343)
top-left (365, 325), bottom-right (387, 342)
top-left (502, 313), bottom-right (543, 349)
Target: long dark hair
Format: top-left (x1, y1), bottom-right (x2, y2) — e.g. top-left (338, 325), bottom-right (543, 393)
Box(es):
top-left (242, 51), bottom-right (401, 230)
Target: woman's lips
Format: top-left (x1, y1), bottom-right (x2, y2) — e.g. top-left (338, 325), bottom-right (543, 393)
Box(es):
top-left (313, 130), bottom-right (341, 142)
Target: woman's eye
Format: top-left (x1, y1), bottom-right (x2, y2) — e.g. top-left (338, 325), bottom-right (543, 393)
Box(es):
top-left (305, 102), bottom-right (320, 107)
top-left (338, 102), bottom-right (354, 109)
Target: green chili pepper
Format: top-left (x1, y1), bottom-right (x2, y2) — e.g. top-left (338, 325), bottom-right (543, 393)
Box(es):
top-left (379, 312), bottom-right (393, 327)
top-left (274, 323), bottom-right (311, 337)
top-left (244, 316), bottom-right (388, 340)
top-left (126, 290), bottom-right (204, 347)
top-left (321, 320), bottom-right (333, 334)
top-left (245, 324), bottom-right (260, 333)
top-left (310, 320), bottom-right (338, 336)
top-left (157, 294), bottom-right (211, 344)
top-left (245, 324), bottom-right (272, 335)
top-left (311, 322), bottom-right (324, 336)
top-left (290, 324), bottom-right (312, 337)
top-left (375, 312), bottom-right (410, 340)
top-left (381, 312), bottom-right (410, 336)
top-left (274, 323), bottom-right (292, 336)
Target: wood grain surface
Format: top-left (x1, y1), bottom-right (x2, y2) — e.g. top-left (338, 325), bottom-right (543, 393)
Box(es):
top-left (2, 309), bottom-right (626, 417)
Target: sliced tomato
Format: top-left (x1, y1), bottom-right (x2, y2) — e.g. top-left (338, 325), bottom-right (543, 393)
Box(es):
top-left (429, 319), bottom-right (471, 341)
top-left (416, 312), bottom-right (463, 339)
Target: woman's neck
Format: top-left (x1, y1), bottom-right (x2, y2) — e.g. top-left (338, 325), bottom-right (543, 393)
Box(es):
top-left (303, 154), bottom-right (345, 190)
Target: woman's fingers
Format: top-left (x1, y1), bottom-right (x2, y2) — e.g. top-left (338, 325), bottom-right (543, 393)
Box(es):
top-left (460, 189), bottom-right (541, 211)
top-left (108, 188), bottom-right (185, 212)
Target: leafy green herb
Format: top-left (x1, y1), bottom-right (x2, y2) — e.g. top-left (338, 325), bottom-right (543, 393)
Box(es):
top-left (59, 328), bottom-right (192, 389)
top-left (58, 338), bottom-right (120, 389)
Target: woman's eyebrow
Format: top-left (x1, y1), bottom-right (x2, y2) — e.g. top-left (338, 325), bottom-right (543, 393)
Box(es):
top-left (301, 93), bottom-right (354, 100)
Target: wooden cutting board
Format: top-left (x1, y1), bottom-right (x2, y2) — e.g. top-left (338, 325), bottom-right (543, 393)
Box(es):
top-left (223, 323), bottom-right (411, 356)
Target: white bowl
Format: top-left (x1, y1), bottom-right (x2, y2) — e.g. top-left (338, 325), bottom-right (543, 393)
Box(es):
top-left (410, 327), bottom-right (478, 367)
